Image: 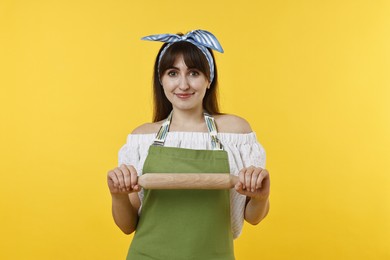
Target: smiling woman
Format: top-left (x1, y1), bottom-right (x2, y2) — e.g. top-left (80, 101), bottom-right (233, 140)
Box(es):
top-left (153, 39), bottom-right (220, 122)
top-left (160, 53), bottom-right (210, 113)
top-left (107, 29), bottom-right (270, 260)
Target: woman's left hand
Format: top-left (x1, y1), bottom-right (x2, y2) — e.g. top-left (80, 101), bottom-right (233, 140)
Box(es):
top-left (234, 166), bottom-right (270, 200)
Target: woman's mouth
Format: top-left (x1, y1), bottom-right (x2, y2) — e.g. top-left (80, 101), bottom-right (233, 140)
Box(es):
top-left (175, 93), bottom-right (194, 99)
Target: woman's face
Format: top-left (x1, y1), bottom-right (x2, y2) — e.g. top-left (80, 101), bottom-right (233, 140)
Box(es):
top-left (160, 54), bottom-right (209, 112)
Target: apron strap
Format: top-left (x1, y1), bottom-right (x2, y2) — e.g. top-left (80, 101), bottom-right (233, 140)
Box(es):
top-left (153, 110), bottom-right (224, 150)
top-left (204, 112), bottom-right (223, 150)
top-left (153, 111), bottom-right (173, 147)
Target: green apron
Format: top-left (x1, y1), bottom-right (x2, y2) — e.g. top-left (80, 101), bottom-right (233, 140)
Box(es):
top-left (127, 111), bottom-right (235, 260)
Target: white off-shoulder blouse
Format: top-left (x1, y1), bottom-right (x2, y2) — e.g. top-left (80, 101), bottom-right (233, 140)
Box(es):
top-left (118, 131), bottom-right (266, 239)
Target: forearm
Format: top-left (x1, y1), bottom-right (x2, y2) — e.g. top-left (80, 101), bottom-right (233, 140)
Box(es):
top-left (244, 196), bottom-right (270, 225)
top-left (111, 194), bottom-right (138, 234)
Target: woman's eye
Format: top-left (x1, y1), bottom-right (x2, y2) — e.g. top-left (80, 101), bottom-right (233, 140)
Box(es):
top-left (167, 71), bottom-right (177, 76)
top-left (190, 71), bottom-right (200, 76)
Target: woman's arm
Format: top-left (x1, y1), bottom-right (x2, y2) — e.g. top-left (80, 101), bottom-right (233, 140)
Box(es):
top-left (111, 193), bottom-right (140, 234)
top-left (244, 195), bottom-right (270, 225)
top-left (215, 114), bottom-right (271, 225)
top-left (110, 124), bottom-right (159, 234)
top-left (235, 166), bottom-right (271, 225)
top-left (108, 164), bottom-right (141, 234)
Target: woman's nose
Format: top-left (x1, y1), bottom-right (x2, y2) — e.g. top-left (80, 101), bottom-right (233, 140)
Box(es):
top-left (178, 76), bottom-right (190, 90)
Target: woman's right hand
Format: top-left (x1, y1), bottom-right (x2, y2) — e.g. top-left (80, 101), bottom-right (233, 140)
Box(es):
top-left (107, 164), bottom-right (141, 194)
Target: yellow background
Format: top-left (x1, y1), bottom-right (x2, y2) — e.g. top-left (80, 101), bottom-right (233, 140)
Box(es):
top-left (1, 0), bottom-right (389, 259)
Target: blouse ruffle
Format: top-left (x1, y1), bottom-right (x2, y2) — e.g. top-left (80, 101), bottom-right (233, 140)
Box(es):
top-left (118, 131), bottom-right (266, 239)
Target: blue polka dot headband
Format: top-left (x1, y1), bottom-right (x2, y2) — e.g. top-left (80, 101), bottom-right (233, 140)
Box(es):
top-left (141, 29), bottom-right (224, 83)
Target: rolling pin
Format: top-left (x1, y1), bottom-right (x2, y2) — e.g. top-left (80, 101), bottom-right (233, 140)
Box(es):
top-left (138, 173), bottom-right (239, 190)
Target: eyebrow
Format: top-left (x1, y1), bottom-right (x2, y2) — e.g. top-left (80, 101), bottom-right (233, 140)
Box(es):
top-left (167, 66), bottom-right (180, 70)
top-left (167, 66), bottom-right (199, 70)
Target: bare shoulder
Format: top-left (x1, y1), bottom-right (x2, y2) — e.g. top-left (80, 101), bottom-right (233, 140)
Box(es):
top-left (131, 121), bottom-right (163, 134)
top-left (213, 114), bottom-right (252, 134)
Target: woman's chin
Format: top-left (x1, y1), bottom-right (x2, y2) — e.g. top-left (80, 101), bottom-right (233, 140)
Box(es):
top-left (172, 103), bottom-right (202, 112)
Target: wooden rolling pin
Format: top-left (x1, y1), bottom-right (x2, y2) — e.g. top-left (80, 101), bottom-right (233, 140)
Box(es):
top-left (138, 173), bottom-right (239, 190)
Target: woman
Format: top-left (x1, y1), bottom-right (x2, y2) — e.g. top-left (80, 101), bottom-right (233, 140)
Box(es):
top-left (107, 29), bottom-right (270, 260)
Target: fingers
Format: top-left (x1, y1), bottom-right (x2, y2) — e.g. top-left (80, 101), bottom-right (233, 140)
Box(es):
top-left (127, 165), bottom-right (141, 191)
top-left (241, 166), bottom-right (257, 192)
top-left (238, 168), bottom-right (246, 189)
top-left (114, 168), bottom-right (126, 192)
top-left (107, 170), bottom-right (119, 189)
top-left (245, 167), bottom-right (254, 191)
top-left (237, 166), bottom-right (269, 194)
top-left (259, 169), bottom-right (270, 194)
top-left (234, 181), bottom-right (252, 197)
top-left (127, 165), bottom-right (139, 191)
top-left (251, 168), bottom-right (261, 192)
top-left (256, 169), bottom-right (269, 189)
top-left (256, 171), bottom-right (263, 189)
top-left (120, 164), bottom-right (131, 191)
top-left (234, 181), bottom-right (243, 192)
top-left (107, 164), bottom-right (139, 193)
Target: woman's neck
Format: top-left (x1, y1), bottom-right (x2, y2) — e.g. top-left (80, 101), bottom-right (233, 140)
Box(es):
top-left (170, 107), bottom-right (207, 132)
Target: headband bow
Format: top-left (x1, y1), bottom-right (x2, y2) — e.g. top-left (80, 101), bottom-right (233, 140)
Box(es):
top-left (141, 29), bottom-right (224, 83)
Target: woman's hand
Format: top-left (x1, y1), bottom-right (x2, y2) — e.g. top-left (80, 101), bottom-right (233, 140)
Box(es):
top-left (107, 164), bottom-right (141, 194)
top-left (234, 166), bottom-right (270, 200)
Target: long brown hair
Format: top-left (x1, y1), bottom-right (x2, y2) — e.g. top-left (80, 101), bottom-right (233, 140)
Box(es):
top-left (152, 38), bottom-right (222, 122)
